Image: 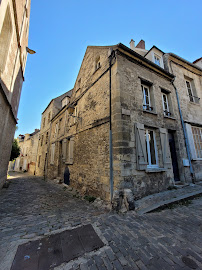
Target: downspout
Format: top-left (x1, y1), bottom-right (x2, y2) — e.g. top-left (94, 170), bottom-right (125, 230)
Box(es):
top-left (108, 48), bottom-right (115, 202)
top-left (170, 61), bottom-right (195, 183)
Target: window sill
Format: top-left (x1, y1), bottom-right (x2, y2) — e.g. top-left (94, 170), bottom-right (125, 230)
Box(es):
top-left (192, 158), bottom-right (202, 161)
top-left (146, 167), bottom-right (166, 173)
top-left (189, 101), bottom-right (200, 106)
top-left (143, 110), bottom-right (157, 116)
top-left (164, 115), bottom-right (176, 120)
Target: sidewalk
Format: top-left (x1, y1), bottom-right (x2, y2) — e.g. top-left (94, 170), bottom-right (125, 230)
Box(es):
top-left (135, 182), bottom-right (202, 215)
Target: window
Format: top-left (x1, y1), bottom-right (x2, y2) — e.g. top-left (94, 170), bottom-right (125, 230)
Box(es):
top-left (145, 129), bottom-right (158, 167)
top-left (186, 80), bottom-right (194, 102)
top-left (185, 78), bottom-right (199, 103)
top-left (192, 127), bottom-right (202, 158)
top-left (43, 117), bottom-right (46, 128)
top-left (142, 84), bottom-right (153, 111)
top-left (46, 132), bottom-right (48, 144)
top-left (154, 54), bottom-right (161, 66)
top-left (41, 135), bottom-right (44, 146)
top-left (38, 155), bottom-right (41, 167)
top-left (55, 122), bottom-right (58, 136)
top-left (162, 93), bottom-right (171, 116)
top-left (0, 6), bottom-right (13, 73)
top-left (95, 56), bottom-right (101, 71)
top-left (48, 112), bottom-right (51, 122)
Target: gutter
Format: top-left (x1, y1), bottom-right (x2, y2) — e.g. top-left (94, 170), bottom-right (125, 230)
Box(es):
top-left (170, 61), bottom-right (195, 183)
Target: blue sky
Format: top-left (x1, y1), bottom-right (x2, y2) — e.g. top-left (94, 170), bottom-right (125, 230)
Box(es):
top-left (16, 0), bottom-right (202, 136)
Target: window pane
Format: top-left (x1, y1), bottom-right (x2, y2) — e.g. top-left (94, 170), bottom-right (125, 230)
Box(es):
top-left (148, 130), bottom-right (156, 164)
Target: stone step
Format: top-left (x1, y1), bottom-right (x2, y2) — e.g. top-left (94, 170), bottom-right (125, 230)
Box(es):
top-left (135, 182), bottom-right (202, 215)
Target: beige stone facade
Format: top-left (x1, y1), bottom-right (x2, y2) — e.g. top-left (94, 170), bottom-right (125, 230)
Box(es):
top-left (13, 129), bottom-right (40, 174)
top-left (164, 53), bottom-right (202, 181)
top-left (37, 40), bottom-right (201, 206)
top-left (35, 91), bottom-right (72, 177)
top-left (0, 0), bottom-right (31, 187)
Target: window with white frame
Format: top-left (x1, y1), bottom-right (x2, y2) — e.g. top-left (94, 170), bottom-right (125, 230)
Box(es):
top-left (154, 54), bottom-right (161, 66)
top-left (142, 84), bottom-right (153, 111)
top-left (162, 93), bottom-right (171, 116)
top-left (192, 126), bottom-right (202, 158)
top-left (186, 80), bottom-right (194, 102)
top-left (145, 129), bottom-right (158, 167)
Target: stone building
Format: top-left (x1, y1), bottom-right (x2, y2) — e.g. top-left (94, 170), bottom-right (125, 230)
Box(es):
top-left (14, 129), bottom-right (40, 174)
top-left (0, 0), bottom-right (32, 187)
top-left (163, 53), bottom-right (202, 181)
top-left (36, 91), bottom-right (72, 177)
top-left (42, 40), bottom-right (202, 205)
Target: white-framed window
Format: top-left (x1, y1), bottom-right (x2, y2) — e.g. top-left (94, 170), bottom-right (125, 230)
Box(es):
top-left (192, 126), bottom-right (202, 159)
top-left (162, 93), bottom-right (171, 116)
top-left (186, 80), bottom-right (194, 102)
top-left (154, 54), bottom-right (161, 66)
top-left (142, 84), bottom-right (153, 111)
top-left (145, 129), bottom-right (158, 168)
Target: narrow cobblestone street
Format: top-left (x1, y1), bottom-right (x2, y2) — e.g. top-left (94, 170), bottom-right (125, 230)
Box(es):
top-left (0, 173), bottom-right (202, 270)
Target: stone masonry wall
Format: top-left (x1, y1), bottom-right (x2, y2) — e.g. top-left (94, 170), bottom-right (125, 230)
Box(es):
top-left (112, 51), bottom-right (189, 199)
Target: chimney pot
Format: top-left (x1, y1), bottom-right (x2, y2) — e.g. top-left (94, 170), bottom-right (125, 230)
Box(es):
top-left (136, 39), bottom-right (145, 49)
top-left (129, 39), bottom-right (135, 50)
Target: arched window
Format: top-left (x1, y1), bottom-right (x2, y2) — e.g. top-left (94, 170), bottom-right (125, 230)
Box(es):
top-left (0, 6), bottom-right (13, 73)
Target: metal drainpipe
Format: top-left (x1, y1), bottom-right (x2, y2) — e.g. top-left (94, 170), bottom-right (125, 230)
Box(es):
top-left (170, 61), bottom-right (195, 183)
top-left (108, 48), bottom-right (115, 202)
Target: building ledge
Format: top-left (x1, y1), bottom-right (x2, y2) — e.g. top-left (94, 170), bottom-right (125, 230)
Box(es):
top-left (143, 110), bottom-right (157, 116)
top-left (146, 168), bottom-right (166, 173)
top-left (164, 115), bottom-right (176, 120)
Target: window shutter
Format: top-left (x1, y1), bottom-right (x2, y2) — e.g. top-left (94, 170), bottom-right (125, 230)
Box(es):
top-left (159, 128), bottom-right (171, 168)
top-left (185, 123), bottom-right (197, 159)
top-left (51, 143), bottom-right (55, 164)
top-left (135, 123), bottom-right (147, 170)
top-left (69, 138), bottom-right (74, 164)
top-left (62, 139), bottom-right (67, 161)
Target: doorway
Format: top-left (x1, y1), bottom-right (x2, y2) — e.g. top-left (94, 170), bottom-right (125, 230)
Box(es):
top-left (168, 131), bottom-right (180, 182)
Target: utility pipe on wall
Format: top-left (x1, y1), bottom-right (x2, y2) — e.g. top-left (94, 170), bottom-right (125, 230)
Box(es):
top-left (108, 48), bottom-right (115, 202)
top-left (170, 61), bottom-right (195, 183)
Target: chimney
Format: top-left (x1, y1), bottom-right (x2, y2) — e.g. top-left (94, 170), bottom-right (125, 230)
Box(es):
top-left (129, 39), bottom-right (135, 50)
top-left (136, 39), bottom-right (145, 49)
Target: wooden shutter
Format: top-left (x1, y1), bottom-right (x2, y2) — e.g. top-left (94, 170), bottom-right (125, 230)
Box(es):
top-left (185, 123), bottom-right (197, 159)
top-left (51, 143), bottom-right (55, 164)
top-left (160, 128), bottom-right (171, 168)
top-left (69, 138), bottom-right (74, 164)
top-left (62, 139), bottom-right (67, 161)
top-left (135, 123), bottom-right (147, 170)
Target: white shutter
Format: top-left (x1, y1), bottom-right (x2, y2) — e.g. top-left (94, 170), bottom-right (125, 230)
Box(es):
top-left (185, 123), bottom-right (197, 159)
top-left (135, 123), bottom-right (147, 170)
top-left (69, 138), bottom-right (74, 164)
top-left (160, 128), bottom-right (171, 168)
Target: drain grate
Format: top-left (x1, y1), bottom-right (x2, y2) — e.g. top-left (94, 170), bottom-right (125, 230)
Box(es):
top-left (11, 224), bottom-right (104, 270)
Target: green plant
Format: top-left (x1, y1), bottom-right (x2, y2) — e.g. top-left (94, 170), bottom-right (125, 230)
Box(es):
top-left (10, 139), bottom-right (20, 161)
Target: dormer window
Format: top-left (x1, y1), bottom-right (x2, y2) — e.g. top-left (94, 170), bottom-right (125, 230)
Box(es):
top-left (154, 54), bottom-right (161, 66)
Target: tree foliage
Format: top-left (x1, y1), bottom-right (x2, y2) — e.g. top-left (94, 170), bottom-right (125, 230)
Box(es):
top-left (10, 139), bottom-right (20, 161)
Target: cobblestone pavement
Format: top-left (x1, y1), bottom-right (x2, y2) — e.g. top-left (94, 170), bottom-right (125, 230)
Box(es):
top-left (0, 173), bottom-right (202, 270)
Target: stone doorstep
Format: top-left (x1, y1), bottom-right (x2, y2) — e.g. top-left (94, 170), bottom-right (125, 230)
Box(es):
top-left (136, 187), bottom-right (202, 215)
